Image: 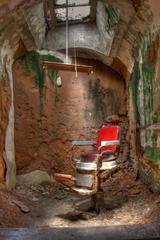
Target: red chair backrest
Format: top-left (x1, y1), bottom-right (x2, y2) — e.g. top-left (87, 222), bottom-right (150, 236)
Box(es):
top-left (97, 125), bottom-right (120, 152)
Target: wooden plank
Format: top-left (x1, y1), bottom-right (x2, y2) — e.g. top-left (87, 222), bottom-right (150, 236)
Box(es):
top-left (55, 173), bottom-right (75, 181)
top-left (42, 61), bottom-right (94, 74)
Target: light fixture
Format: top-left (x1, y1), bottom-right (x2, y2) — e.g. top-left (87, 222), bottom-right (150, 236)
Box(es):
top-left (43, 61), bottom-right (94, 74)
top-left (56, 75), bottom-right (62, 87)
top-left (42, 0), bottom-right (94, 74)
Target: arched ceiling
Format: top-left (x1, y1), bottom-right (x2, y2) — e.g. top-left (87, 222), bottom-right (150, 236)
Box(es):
top-left (45, 0), bottom-right (154, 80)
top-left (0, 0), bottom-right (160, 80)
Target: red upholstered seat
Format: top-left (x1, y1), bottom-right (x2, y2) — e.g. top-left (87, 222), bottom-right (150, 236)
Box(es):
top-left (97, 125), bottom-right (120, 153)
top-left (80, 125), bottom-right (120, 161)
top-left (81, 151), bottom-right (97, 161)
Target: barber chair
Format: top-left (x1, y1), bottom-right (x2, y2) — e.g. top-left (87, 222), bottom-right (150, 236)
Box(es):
top-left (55, 125), bottom-right (121, 196)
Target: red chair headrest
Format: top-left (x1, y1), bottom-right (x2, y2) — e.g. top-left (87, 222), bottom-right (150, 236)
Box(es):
top-left (97, 125), bottom-right (120, 152)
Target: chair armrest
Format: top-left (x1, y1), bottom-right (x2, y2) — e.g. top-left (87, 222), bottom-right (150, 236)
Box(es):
top-left (101, 150), bottom-right (115, 155)
top-left (72, 140), bottom-right (97, 146)
top-left (71, 141), bottom-right (97, 167)
top-left (98, 140), bottom-right (120, 151)
top-left (101, 140), bottom-right (120, 146)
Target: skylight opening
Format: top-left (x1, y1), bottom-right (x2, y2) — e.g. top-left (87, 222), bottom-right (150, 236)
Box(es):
top-left (54, 0), bottom-right (91, 23)
top-left (55, 0), bottom-right (90, 7)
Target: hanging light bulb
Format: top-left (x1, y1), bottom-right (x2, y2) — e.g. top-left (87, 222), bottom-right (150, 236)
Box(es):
top-left (57, 75), bottom-right (62, 87)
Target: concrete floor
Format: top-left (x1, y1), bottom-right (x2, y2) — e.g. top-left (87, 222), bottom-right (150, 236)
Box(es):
top-left (0, 224), bottom-right (160, 240)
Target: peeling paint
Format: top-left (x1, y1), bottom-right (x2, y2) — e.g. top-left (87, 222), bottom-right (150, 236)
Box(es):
top-left (1, 40), bottom-right (16, 190)
top-left (25, 3), bottom-right (46, 49)
top-left (133, 32), bottom-right (160, 164)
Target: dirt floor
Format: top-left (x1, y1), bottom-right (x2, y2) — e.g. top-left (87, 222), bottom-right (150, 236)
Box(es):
top-left (0, 170), bottom-right (160, 228)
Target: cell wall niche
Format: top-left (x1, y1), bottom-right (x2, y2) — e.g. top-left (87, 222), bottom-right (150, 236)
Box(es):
top-left (13, 57), bottom-right (126, 176)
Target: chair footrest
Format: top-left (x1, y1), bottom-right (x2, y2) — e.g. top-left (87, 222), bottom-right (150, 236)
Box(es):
top-left (100, 161), bottom-right (117, 170)
top-left (55, 173), bottom-right (76, 188)
top-left (71, 187), bottom-right (97, 196)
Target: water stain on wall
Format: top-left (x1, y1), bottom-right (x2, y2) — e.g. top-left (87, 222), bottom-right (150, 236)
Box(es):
top-left (88, 78), bottom-right (121, 121)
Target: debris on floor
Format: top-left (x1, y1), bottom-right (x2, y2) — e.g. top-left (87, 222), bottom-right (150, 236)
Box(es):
top-left (0, 170), bottom-right (160, 227)
top-left (11, 199), bottom-right (30, 213)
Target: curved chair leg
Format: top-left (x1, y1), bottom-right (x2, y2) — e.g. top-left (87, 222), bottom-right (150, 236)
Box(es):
top-left (92, 191), bottom-right (105, 214)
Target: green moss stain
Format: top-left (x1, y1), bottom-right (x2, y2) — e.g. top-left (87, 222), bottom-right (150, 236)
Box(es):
top-left (105, 4), bottom-right (119, 33)
top-left (134, 32), bottom-right (156, 128)
top-left (131, 31), bottom-right (160, 164)
top-left (130, 62), bottom-right (141, 125)
top-left (144, 146), bottom-right (160, 164)
top-left (20, 50), bottom-right (62, 108)
top-left (139, 32), bottom-right (152, 60)
top-left (142, 61), bottom-right (155, 126)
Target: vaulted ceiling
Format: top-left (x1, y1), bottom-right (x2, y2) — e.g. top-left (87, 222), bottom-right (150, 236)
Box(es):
top-left (0, 0), bottom-right (160, 80)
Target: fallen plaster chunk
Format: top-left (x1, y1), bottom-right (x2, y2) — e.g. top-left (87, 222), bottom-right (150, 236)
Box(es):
top-left (16, 170), bottom-right (54, 186)
top-left (75, 197), bottom-right (94, 211)
top-left (11, 199), bottom-right (30, 213)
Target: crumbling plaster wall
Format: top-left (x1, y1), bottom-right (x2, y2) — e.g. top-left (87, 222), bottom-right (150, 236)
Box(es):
top-left (133, 33), bottom-right (160, 151)
top-left (46, 1), bottom-right (117, 56)
top-left (46, 0), bottom-right (154, 81)
top-left (1, 40), bottom-right (16, 190)
top-left (0, 0), bottom-right (159, 191)
top-left (25, 2), bottom-right (46, 49)
top-left (130, 31), bottom-right (160, 192)
top-left (46, 23), bottom-right (102, 52)
top-left (96, 1), bottom-right (118, 55)
top-left (107, 0), bottom-right (154, 79)
top-left (0, 49), bottom-right (11, 187)
top-left (13, 58), bottom-right (126, 176)
top-left (0, 42), bottom-right (17, 190)
top-left (0, 0), bottom-right (44, 189)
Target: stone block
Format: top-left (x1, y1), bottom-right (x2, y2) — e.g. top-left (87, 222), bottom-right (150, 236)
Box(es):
top-left (16, 170), bottom-right (54, 186)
